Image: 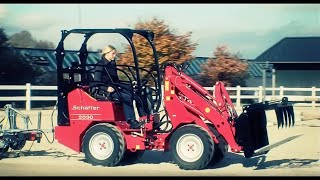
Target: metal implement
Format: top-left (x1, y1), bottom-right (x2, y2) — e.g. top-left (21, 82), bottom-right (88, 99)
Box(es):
top-left (0, 104), bottom-right (43, 156)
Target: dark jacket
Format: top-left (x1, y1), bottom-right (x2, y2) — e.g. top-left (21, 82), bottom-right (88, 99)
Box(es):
top-left (93, 57), bottom-right (134, 98)
top-left (94, 57), bottom-right (120, 87)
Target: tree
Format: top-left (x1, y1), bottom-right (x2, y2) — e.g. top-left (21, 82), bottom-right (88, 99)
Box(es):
top-left (8, 30), bottom-right (55, 49)
top-left (0, 28), bottom-right (43, 85)
top-left (118, 17), bottom-right (197, 80)
top-left (8, 30), bottom-right (36, 48)
top-left (35, 40), bottom-right (55, 49)
top-left (198, 45), bottom-right (249, 87)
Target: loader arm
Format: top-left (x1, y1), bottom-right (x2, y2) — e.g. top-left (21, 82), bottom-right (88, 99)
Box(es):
top-left (163, 63), bottom-right (243, 152)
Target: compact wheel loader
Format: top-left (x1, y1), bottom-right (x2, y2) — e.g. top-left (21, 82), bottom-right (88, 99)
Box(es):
top-left (50, 29), bottom-right (295, 170)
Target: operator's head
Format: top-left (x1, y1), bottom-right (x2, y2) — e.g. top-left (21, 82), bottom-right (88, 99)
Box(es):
top-left (101, 45), bottom-right (117, 61)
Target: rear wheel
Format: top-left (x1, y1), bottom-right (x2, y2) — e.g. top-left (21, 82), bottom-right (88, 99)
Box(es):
top-left (82, 123), bottom-right (125, 166)
top-left (169, 124), bottom-right (214, 170)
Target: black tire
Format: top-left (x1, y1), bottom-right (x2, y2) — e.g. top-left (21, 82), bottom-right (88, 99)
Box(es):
top-left (120, 150), bottom-right (145, 165)
top-left (0, 140), bottom-right (9, 154)
top-left (0, 147), bottom-right (9, 154)
top-left (207, 124), bottom-right (228, 166)
top-left (169, 124), bottom-right (214, 170)
top-left (10, 139), bottom-right (26, 150)
top-left (82, 123), bottom-right (125, 166)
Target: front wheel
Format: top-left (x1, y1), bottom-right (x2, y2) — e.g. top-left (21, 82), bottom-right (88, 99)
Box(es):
top-left (82, 123), bottom-right (125, 166)
top-left (207, 124), bottom-right (228, 166)
top-left (169, 124), bottom-right (214, 170)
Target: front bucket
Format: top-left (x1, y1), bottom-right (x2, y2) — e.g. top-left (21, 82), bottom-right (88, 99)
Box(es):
top-left (235, 97), bottom-right (295, 158)
top-left (235, 104), bottom-right (269, 158)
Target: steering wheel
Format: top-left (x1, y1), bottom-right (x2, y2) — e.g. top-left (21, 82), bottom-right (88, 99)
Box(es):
top-left (89, 83), bottom-right (111, 100)
top-left (89, 82), bottom-right (130, 101)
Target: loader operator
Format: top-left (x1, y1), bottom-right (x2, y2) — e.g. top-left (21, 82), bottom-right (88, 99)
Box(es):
top-left (94, 45), bottom-right (146, 129)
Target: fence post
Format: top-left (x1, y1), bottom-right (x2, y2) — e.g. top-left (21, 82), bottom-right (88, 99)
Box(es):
top-left (26, 83), bottom-right (31, 111)
top-left (258, 86), bottom-right (263, 102)
top-left (236, 85), bottom-right (241, 108)
top-left (311, 86), bottom-right (316, 108)
top-left (279, 86), bottom-right (284, 98)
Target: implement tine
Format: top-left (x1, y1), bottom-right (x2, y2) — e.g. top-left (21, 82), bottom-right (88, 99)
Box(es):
top-left (285, 106), bottom-right (293, 127)
top-left (286, 105), bottom-right (295, 127)
top-left (282, 107), bottom-right (288, 127)
top-left (286, 107), bottom-right (292, 127)
top-left (274, 107), bottom-right (284, 128)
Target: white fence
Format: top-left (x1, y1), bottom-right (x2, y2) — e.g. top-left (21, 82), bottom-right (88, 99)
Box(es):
top-left (0, 83), bottom-right (319, 110)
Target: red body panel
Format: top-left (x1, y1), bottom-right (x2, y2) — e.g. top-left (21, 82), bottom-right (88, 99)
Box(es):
top-left (55, 120), bottom-right (93, 152)
top-left (54, 88), bottom-right (126, 152)
top-left (68, 88), bottom-right (125, 121)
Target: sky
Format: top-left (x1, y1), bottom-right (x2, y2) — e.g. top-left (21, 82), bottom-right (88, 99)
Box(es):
top-left (0, 3), bottom-right (319, 59)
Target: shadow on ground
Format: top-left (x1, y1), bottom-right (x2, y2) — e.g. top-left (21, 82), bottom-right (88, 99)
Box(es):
top-left (138, 149), bottom-right (318, 170)
top-left (0, 148), bottom-right (83, 160)
top-left (139, 150), bottom-right (319, 170)
top-left (1, 145), bottom-right (318, 171)
top-left (208, 152), bottom-right (319, 170)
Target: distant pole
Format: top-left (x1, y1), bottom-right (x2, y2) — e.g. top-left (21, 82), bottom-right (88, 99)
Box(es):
top-left (262, 67), bottom-right (266, 102)
top-left (77, 4), bottom-right (82, 28)
top-left (272, 69), bottom-right (276, 96)
top-left (262, 61), bottom-right (269, 102)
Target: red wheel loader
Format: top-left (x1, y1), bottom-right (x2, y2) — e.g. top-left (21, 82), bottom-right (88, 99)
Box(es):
top-left (53, 29), bottom-right (295, 170)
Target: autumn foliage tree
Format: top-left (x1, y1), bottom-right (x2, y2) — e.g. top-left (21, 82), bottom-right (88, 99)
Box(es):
top-left (118, 17), bottom-right (197, 81)
top-left (198, 45), bottom-right (249, 87)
